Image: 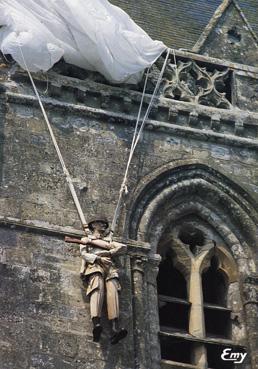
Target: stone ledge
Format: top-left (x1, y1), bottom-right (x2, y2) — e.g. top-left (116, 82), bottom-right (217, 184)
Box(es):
top-left (0, 216), bottom-right (151, 254)
top-left (161, 359), bottom-right (197, 369)
top-left (6, 92), bottom-right (258, 149)
top-left (5, 70), bottom-right (258, 123)
top-left (159, 330), bottom-right (246, 348)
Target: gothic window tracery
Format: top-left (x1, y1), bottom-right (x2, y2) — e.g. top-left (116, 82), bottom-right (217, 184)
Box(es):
top-left (157, 223), bottom-right (244, 369)
top-left (159, 58), bottom-right (233, 109)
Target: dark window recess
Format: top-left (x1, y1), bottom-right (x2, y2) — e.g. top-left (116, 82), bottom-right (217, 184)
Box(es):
top-left (202, 256), bottom-right (228, 306)
top-left (159, 297), bottom-right (190, 332)
top-left (52, 59), bottom-right (108, 83)
top-left (216, 70), bottom-right (232, 104)
top-left (204, 306), bottom-right (231, 339)
top-left (157, 253), bottom-right (187, 299)
top-left (160, 335), bottom-right (192, 364)
top-left (157, 253), bottom-right (189, 332)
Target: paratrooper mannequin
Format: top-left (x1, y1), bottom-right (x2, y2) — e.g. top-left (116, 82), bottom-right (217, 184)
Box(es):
top-left (65, 216), bottom-right (127, 344)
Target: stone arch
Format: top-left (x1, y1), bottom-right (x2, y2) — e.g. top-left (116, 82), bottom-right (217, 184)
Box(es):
top-left (126, 160), bottom-right (257, 274)
top-left (200, 245), bottom-right (238, 283)
top-left (157, 236), bottom-right (192, 279)
top-left (127, 161), bottom-right (258, 367)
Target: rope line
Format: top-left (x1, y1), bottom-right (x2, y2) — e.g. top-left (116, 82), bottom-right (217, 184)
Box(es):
top-left (172, 48), bottom-right (179, 83)
top-left (110, 68), bottom-right (150, 234)
top-left (130, 67), bottom-right (150, 161)
top-left (18, 42), bottom-right (170, 238)
top-left (18, 44), bottom-right (88, 230)
top-left (110, 48), bottom-right (170, 235)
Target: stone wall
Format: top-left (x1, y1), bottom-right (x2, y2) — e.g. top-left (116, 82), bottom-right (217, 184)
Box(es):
top-left (0, 48), bottom-right (257, 369)
top-left (0, 226), bottom-right (134, 369)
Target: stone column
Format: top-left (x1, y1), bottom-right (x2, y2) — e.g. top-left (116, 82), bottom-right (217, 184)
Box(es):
top-left (131, 256), bottom-right (148, 369)
top-left (188, 250), bottom-right (210, 369)
top-left (242, 274), bottom-right (258, 369)
top-left (146, 255), bottom-right (162, 369)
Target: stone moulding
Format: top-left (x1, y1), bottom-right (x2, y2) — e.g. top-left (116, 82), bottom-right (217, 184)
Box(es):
top-left (5, 91), bottom-right (258, 149)
top-left (2, 46), bottom-right (258, 143)
top-left (126, 161), bottom-right (258, 246)
top-left (0, 215), bottom-right (150, 256)
top-left (124, 159), bottom-right (257, 369)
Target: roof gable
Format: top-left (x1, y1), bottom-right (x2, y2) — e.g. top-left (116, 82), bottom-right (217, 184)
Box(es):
top-left (192, 0), bottom-right (258, 66)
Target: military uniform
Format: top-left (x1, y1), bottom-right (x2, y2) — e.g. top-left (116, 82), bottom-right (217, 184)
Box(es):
top-left (80, 236), bottom-right (126, 320)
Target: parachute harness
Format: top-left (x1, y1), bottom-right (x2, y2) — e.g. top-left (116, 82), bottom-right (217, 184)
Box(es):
top-left (18, 44), bottom-right (170, 238)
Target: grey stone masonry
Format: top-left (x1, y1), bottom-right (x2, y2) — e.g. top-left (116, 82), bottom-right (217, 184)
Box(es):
top-left (0, 44), bottom-right (257, 369)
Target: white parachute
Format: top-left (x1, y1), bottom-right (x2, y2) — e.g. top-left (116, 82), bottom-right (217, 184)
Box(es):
top-left (0, 0), bottom-right (166, 83)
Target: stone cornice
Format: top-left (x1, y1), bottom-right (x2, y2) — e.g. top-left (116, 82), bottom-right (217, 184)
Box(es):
top-left (5, 91), bottom-right (258, 149)
top-left (0, 215), bottom-right (150, 254)
top-left (2, 46), bottom-right (258, 147)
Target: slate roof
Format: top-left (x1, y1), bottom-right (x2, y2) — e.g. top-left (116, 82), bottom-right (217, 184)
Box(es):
top-left (110, 0), bottom-right (258, 50)
top-left (238, 0), bottom-right (258, 37)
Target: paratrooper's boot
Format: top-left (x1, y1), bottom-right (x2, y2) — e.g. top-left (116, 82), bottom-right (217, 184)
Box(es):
top-left (92, 317), bottom-right (102, 342)
top-left (110, 318), bottom-right (127, 345)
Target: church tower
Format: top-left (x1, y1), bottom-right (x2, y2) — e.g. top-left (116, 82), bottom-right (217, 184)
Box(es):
top-left (0, 1), bottom-right (257, 368)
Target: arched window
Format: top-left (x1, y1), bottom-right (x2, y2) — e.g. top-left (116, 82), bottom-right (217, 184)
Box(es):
top-left (158, 224), bottom-right (244, 369)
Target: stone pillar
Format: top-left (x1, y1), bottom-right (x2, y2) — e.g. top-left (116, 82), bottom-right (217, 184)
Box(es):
top-left (146, 255), bottom-right (162, 369)
top-left (131, 256), bottom-right (147, 369)
top-left (242, 274), bottom-right (258, 369)
top-left (188, 251), bottom-right (210, 369)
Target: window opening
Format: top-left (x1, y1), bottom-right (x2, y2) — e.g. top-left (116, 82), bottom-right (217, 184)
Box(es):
top-left (160, 335), bottom-right (192, 364)
top-left (159, 296), bottom-right (190, 332)
top-left (157, 225), bottom-right (242, 368)
top-left (157, 251), bottom-right (187, 299)
top-left (202, 255), bottom-right (231, 339)
top-left (204, 306), bottom-right (231, 339)
top-left (202, 255), bottom-right (227, 306)
top-left (157, 251), bottom-right (189, 333)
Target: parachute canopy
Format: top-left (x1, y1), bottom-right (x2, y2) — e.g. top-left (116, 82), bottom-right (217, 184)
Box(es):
top-left (0, 0), bottom-right (166, 83)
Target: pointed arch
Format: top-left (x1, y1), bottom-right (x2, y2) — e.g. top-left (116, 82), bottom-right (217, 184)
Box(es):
top-left (200, 245), bottom-right (239, 283)
top-left (126, 161), bottom-right (257, 272)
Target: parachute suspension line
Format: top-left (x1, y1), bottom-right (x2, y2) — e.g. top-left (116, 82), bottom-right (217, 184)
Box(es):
top-left (172, 48), bottom-right (179, 83)
top-left (110, 48), bottom-right (170, 236)
top-left (130, 67), bottom-right (150, 160)
top-left (18, 41), bottom-right (169, 237)
top-left (18, 44), bottom-right (88, 230)
top-left (109, 67), bottom-right (150, 235)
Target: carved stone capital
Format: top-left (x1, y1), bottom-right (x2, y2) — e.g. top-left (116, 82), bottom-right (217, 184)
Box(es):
top-left (131, 256), bottom-right (148, 274)
top-left (242, 274), bottom-right (258, 306)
